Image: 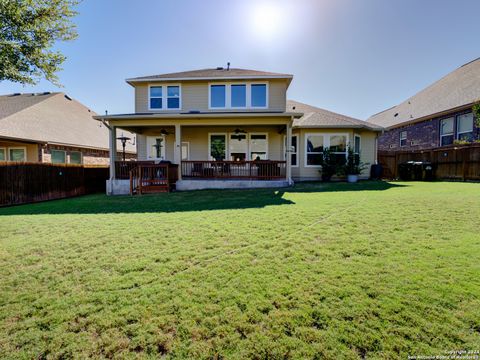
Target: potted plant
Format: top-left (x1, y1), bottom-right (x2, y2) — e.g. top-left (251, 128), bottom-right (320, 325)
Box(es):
top-left (319, 147), bottom-right (337, 182)
top-left (338, 147), bottom-right (368, 183)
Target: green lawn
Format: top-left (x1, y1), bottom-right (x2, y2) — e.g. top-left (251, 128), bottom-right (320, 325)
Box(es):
top-left (0, 182), bottom-right (479, 359)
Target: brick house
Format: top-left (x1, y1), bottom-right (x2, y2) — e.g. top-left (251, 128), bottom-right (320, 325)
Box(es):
top-left (0, 92), bottom-right (135, 164)
top-left (368, 58), bottom-right (480, 151)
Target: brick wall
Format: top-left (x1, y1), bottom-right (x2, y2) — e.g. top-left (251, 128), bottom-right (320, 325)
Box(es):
top-left (41, 144), bottom-right (136, 165)
top-left (378, 108), bottom-right (479, 151)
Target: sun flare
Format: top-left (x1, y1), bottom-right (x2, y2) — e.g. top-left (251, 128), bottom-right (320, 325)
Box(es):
top-left (251, 3), bottom-right (284, 39)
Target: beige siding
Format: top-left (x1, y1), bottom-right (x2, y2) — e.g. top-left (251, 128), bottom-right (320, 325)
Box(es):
top-left (134, 79), bottom-right (287, 113)
top-left (0, 140), bottom-right (38, 162)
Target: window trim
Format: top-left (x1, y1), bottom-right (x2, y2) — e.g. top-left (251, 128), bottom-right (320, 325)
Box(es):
top-left (8, 146), bottom-right (27, 162)
top-left (284, 134), bottom-right (299, 168)
top-left (208, 132), bottom-right (227, 160)
top-left (51, 149), bottom-right (67, 164)
top-left (148, 83), bottom-right (182, 111)
top-left (456, 112), bottom-right (474, 140)
top-left (208, 82), bottom-right (269, 110)
top-left (0, 147), bottom-right (6, 161)
top-left (399, 131), bottom-right (407, 147)
top-left (69, 151), bottom-right (82, 164)
top-left (304, 133), bottom-right (349, 168)
top-left (439, 117), bottom-right (454, 146)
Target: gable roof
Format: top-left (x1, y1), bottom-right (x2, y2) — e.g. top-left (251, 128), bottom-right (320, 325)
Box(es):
top-left (0, 92), bottom-right (135, 152)
top-left (126, 68), bottom-right (293, 85)
top-left (288, 100), bottom-right (382, 131)
top-left (367, 57), bottom-right (480, 129)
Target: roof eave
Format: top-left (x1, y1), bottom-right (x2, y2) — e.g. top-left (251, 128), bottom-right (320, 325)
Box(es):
top-left (126, 75), bottom-right (294, 86)
top-left (94, 111), bottom-right (303, 121)
top-left (377, 102), bottom-right (475, 130)
top-left (293, 124), bottom-right (383, 131)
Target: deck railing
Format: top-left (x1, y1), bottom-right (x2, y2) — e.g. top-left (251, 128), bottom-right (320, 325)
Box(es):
top-left (129, 163), bottom-right (179, 194)
top-left (115, 161), bottom-right (154, 179)
top-left (181, 160), bottom-right (286, 180)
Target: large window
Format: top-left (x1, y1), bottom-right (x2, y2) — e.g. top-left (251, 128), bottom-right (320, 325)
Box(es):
top-left (249, 134), bottom-right (268, 160)
top-left (457, 113), bottom-right (474, 141)
top-left (209, 83), bottom-right (268, 109)
top-left (251, 84), bottom-right (267, 108)
top-left (149, 85), bottom-right (181, 110)
top-left (305, 133), bottom-right (348, 167)
top-left (306, 135), bottom-right (324, 166)
top-left (354, 135), bottom-right (361, 163)
top-left (0, 148), bottom-right (5, 161)
top-left (440, 117), bottom-right (454, 146)
top-left (229, 133), bottom-right (247, 161)
top-left (9, 147), bottom-right (26, 162)
top-left (51, 150), bottom-right (66, 164)
top-left (70, 151), bottom-right (82, 164)
top-left (400, 131), bottom-right (407, 147)
top-left (209, 134), bottom-right (226, 160)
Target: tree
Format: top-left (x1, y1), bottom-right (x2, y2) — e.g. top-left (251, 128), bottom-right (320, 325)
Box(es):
top-left (0, 0), bottom-right (79, 86)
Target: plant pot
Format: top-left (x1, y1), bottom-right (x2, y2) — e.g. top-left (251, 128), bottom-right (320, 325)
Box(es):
top-left (347, 174), bottom-right (358, 183)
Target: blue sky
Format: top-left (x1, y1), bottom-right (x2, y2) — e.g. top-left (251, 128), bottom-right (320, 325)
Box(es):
top-left (0, 0), bottom-right (479, 119)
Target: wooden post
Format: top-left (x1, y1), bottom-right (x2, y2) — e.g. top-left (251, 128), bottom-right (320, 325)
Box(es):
top-left (139, 166), bottom-right (143, 195)
top-left (109, 125), bottom-right (117, 180)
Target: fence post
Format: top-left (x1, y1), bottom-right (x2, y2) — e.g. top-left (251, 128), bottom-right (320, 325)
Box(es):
top-left (462, 147), bottom-right (467, 181)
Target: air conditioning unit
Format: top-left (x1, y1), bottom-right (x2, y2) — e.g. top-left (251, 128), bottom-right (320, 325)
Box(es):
top-left (410, 140), bottom-right (420, 146)
top-left (389, 144), bottom-right (396, 149)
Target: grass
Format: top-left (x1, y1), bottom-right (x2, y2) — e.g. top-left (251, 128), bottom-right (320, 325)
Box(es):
top-left (0, 181), bottom-right (479, 359)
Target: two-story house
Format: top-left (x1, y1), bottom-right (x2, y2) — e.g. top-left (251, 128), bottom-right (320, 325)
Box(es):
top-left (368, 58), bottom-right (480, 151)
top-left (95, 67), bottom-right (382, 194)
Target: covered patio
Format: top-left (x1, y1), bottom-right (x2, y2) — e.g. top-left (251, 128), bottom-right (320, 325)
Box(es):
top-left (100, 113), bottom-right (298, 194)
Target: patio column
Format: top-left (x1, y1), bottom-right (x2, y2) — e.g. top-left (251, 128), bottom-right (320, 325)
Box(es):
top-left (174, 124), bottom-right (182, 180)
top-left (286, 121), bottom-right (293, 184)
top-left (109, 125), bottom-right (117, 180)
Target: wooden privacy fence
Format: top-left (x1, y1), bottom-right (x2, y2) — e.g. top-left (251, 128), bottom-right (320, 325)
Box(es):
top-left (378, 143), bottom-right (480, 181)
top-left (0, 162), bottom-right (109, 206)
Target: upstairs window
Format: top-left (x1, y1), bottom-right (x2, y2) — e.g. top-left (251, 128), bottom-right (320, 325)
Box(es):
top-left (457, 113), bottom-right (474, 141)
top-left (9, 148), bottom-right (26, 162)
top-left (231, 84), bottom-right (246, 108)
top-left (0, 148), bottom-right (5, 161)
top-left (210, 85), bottom-right (226, 108)
top-left (251, 84), bottom-right (267, 108)
top-left (440, 117), bottom-right (454, 146)
top-left (149, 86), bottom-right (162, 109)
top-left (149, 85), bottom-right (181, 110)
top-left (70, 151), bottom-right (82, 164)
top-left (167, 86), bottom-right (180, 109)
top-left (209, 83), bottom-right (268, 109)
top-left (400, 131), bottom-right (407, 147)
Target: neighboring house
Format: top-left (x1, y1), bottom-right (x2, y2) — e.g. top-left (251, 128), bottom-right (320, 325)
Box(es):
top-left (368, 58), bottom-right (480, 151)
top-left (94, 67), bottom-right (382, 194)
top-left (0, 92), bottom-right (135, 164)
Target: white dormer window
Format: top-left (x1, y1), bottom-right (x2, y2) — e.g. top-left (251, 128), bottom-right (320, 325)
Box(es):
top-left (149, 84), bottom-right (181, 110)
top-left (209, 82), bottom-right (268, 109)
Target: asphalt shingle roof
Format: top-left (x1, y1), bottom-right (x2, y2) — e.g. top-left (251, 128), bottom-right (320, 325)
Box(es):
top-left (288, 100), bottom-right (382, 131)
top-left (127, 68), bottom-right (293, 82)
top-left (367, 57), bottom-right (480, 129)
top-left (0, 92), bottom-right (135, 151)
